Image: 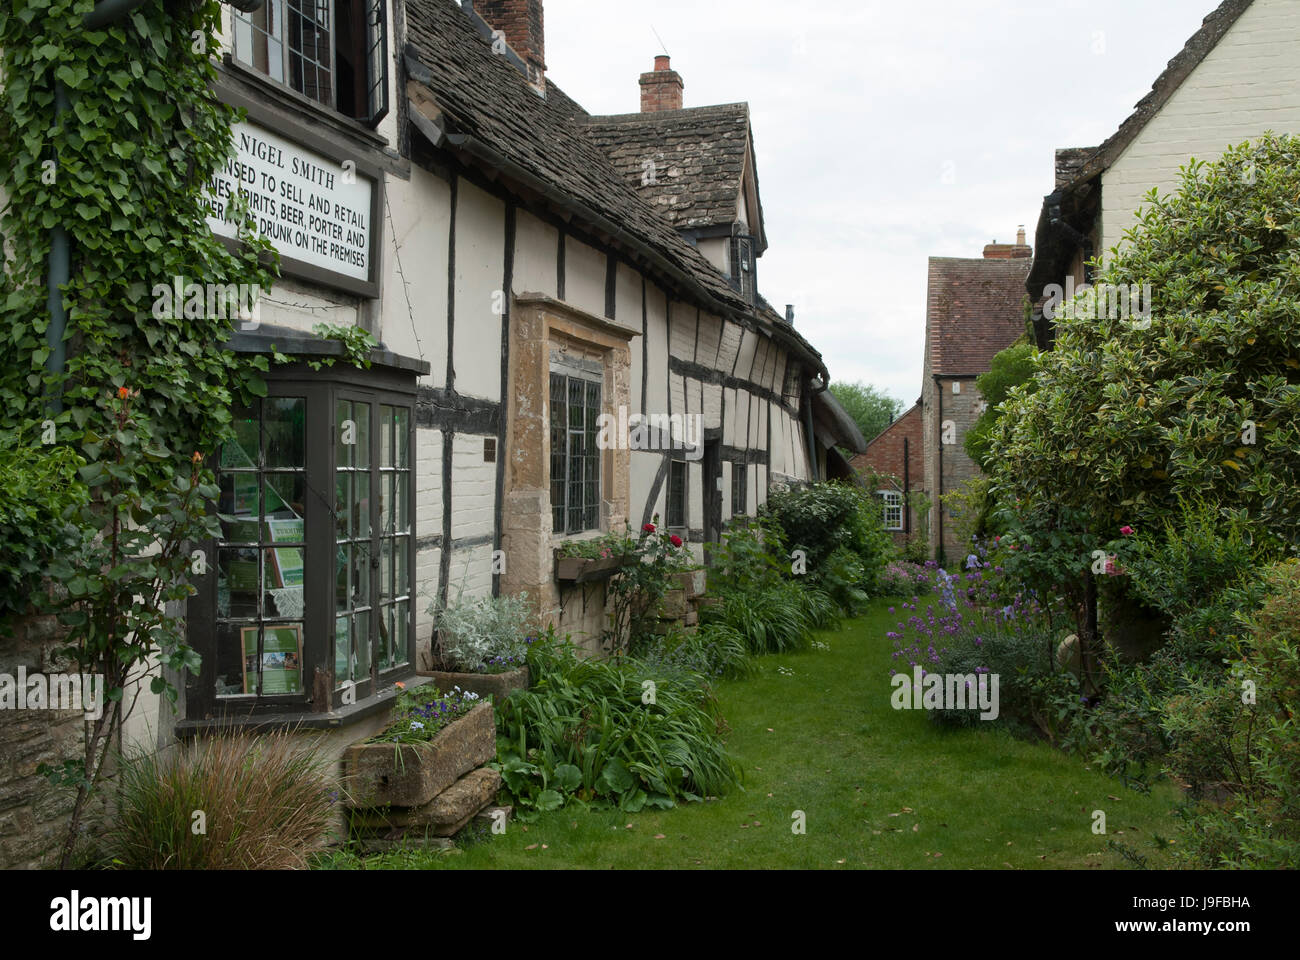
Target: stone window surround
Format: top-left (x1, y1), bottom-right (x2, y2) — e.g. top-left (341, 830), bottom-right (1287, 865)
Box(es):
top-left (499, 293), bottom-right (637, 619)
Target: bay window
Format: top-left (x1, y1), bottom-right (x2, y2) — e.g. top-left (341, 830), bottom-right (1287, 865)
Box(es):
top-left (186, 362), bottom-right (417, 722)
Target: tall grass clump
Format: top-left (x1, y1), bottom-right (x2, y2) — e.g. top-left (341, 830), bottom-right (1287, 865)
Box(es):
top-left (105, 730), bottom-right (337, 869)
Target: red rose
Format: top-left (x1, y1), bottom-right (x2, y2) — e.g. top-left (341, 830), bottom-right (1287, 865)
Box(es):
top-left (670, 534), bottom-right (683, 547)
top-left (643, 523), bottom-right (656, 533)
top-left (117, 386), bottom-right (129, 399)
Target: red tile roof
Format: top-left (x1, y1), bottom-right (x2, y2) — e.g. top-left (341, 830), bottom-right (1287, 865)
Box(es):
top-left (925, 257), bottom-right (1029, 376)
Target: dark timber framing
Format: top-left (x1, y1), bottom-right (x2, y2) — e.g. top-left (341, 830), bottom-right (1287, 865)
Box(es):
top-left (494, 203), bottom-right (516, 597)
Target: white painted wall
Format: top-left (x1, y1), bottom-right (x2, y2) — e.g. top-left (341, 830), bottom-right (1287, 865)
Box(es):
top-left (1101, 0), bottom-right (1300, 254)
top-left (564, 236), bottom-right (607, 318)
top-left (513, 208), bottom-right (558, 298)
top-left (452, 179), bottom-right (506, 400)
top-left (383, 168), bottom-right (450, 387)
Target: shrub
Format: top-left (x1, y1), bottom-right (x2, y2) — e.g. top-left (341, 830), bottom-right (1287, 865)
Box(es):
top-left (493, 629), bottom-right (740, 818)
top-left (762, 481), bottom-right (893, 598)
top-left (879, 560), bottom-right (936, 597)
top-left (635, 623), bottom-right (755, 681)
top-left (0, 433), bottom-right (86, 621)
top-left (430, 591), bottom-right (535, 673)
top-left (1170, 562), bottom-right (1300, 868)
top-left (606, 519), bottom-right (694, 655)
top-left (104, 731), bottom-right (337, 869)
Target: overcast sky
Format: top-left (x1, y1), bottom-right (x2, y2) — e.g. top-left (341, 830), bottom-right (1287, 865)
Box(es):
top-left (540, 0), bottom-right (1213, 405)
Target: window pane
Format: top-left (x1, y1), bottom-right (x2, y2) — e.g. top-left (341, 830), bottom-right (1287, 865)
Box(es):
top-left (216, 622), bottom-right (251, 697)
top-left (264, 397), bottom-right (305, 468)
top-left (264, 546), bottom-right (304, 617)
top-left (382, 603), bottom-right (395, 668)
top-left (395, 407), bottom-right (409, 469)
top-left (395, 472), bottom-right (410, 534)
top-left (352, 543), bottom-right (371, 609)
top-left (264, 473), bottom-right (305, 523)
top-left (394, 535), bottom-right (409, 598)
top-left (380, 404), bottom-right (394, 468)
top-left (355, 403), bottom-right (371, 469)
top-left (335, 615), bottom-right (349, 687)
top-left (335, 471), bottom-right (350, 540)
top-left (354, 472), bottom-right (370, 540)
top-left (218, 547), bottom-right (259, 619)
top-left (258, 623), bottom-right (303, 695)
top-left (668, 460), bottom-right (686, 528)
top-left (336, 399), bottom-right (353, 468)
top-left (379, 538), bottom-right (392, 602)
top-left (223, 405), bottom-right (259, 469)
top-left (336, 545), bottom-right (350, 614)
top-left (353, 613), bottom-right (371, 681)
top-left (219, 474), bottom-right (261, 542)
top-left (379, 472), bottom-right (393, 535)
top-left (392, 599), bottom-right (409, 668)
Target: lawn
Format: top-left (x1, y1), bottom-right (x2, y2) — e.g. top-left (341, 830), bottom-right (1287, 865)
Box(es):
top-left (321, 598), bottom-right (1185, 869)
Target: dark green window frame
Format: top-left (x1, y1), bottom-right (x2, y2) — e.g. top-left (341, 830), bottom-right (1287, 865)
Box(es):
top-left (186, 363), bottom-right (416, 721)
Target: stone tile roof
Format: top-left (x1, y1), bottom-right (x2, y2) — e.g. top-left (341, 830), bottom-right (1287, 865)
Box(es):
top-left (581, 105), bottom-right (754, 234)
top-left (403, 0), bottom-right (818, 372)
top-left (1066, 0), bottom-right (1255, 190)
top-left (925, 258), bottom-right (1029, 376)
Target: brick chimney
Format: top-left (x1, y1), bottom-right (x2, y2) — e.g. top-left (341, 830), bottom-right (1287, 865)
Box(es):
top-left (983, 225), bottom-right (1032, 259)
top-left (640, 55), bottom-right (684, 112)
top-left (476, 0), bottom-right (546, 82)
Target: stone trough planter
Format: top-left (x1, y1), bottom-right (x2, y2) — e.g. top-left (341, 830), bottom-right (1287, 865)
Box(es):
top-left (416, 666), bottom-right (529, 702)
top-left (554, 552), bottom-right (636, 584)
top-left (343, 701), bottom-right (496, 810)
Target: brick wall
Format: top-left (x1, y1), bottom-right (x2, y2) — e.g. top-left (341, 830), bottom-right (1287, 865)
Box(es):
top-left (851, 403), bottom-right (924, 547)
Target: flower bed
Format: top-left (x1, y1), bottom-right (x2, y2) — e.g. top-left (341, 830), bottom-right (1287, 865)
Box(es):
top-left (343, 688), bottom-right (496, 809)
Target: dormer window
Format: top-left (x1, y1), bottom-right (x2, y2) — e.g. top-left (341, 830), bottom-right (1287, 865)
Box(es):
top-left (729, 233), bottom-right (757, 304)
top-left (232, 0), bottom-right (390, 127)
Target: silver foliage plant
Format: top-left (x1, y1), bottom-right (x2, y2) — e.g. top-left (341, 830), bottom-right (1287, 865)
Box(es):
top-left (431, 591), bottom-right (535, 672)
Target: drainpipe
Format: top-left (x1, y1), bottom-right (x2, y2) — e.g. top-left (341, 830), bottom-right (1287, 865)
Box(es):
top-left (934, 374), bottom-right (943, 565)
top-left (45, 0), bottom-right (263, 411)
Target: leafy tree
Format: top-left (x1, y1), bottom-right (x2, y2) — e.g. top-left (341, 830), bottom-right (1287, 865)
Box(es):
top-left (988, 133), bottom-right (1300, 682)
top-left (992, 133), bottom-right (1300, 553)
top-left (964, 340), bottom-right (1037, 470)
top-left (828, 381), bottom-right (903, 448)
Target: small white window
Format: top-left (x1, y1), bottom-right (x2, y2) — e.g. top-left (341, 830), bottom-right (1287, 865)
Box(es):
top-left (879, 490), bottom-right (903, 531)
top-left (952, 381), bottom-right (961, 395)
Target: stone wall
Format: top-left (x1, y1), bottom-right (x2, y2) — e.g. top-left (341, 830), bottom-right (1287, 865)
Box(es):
top-left (0, 611), bottom-right (106, 870)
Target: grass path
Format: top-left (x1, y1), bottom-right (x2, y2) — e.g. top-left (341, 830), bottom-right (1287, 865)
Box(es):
top-left (343, 599), bottom-right (1183, 869)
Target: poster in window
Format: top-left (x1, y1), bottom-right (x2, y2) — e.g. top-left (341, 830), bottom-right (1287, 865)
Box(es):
top-left (265, 517), bottom-right (305, 588)
top-left (241, 625), bottom-right (303, 695)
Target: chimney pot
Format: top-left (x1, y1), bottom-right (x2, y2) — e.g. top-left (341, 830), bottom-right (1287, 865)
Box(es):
top-left (785, 304), bottom-right (795, 324)
top-left (1016, 224), bottom-right (1026, 245)
top-left (640, 55), bottom-right (684, 112)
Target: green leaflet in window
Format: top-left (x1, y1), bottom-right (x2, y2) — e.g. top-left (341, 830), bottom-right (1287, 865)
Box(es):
top-left (246, 624), bottom-right (303, 695)
top-left (266, 518), bottom-right (305, 587)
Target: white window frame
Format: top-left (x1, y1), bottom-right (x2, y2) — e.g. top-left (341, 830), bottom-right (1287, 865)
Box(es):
top-left (879, 489), bottom-right (903, 531)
